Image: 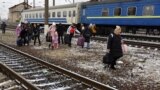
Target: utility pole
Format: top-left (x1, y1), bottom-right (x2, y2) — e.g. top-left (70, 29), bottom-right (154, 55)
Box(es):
top-left (33, 0), bottom-right (35, 8)
top-left (53, 0), bottom-right (55, 6)
top-left (44, 0), bottom-right (49, 35)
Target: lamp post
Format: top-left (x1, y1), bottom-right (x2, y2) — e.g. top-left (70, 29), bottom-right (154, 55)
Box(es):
top-left (44, 0), bottom-right (49, 35)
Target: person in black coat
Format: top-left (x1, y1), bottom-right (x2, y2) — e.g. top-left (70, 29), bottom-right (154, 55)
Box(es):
top-left (83, 24), bottom-right (92, 49)
top-left (57, 23), bottom-right (64, 44)
top-left (107, 26), bottom-right (123, 70)
top-left (33, 24), bottom-right (41, 46)
top-left (1, 22), bottom-right (7, 34)
top-left (20, 24), bottom-right (28, 46)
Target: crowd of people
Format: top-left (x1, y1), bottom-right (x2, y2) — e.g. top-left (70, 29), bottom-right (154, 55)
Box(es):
top-left (15, 23), bottom-right (41, 46)
top-left (1, 21), bottom-right (126, 70)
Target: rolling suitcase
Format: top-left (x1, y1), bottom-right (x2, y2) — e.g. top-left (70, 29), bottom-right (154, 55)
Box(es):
top-left (77, 36), bottom-right (85, 47)
top-left (64, 34), bottom-right (70, 44)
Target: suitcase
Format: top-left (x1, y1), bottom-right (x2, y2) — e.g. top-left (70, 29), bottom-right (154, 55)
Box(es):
top-left (46, 32), bottom-right (52, 42)
top-left (64, 34), bottom-right (70, 44)
top-left (77, 36), bottom-right (85, 47)
top-left (103, 53), bottom-right (112, 64)
top-left (16, 38), bottom-right (23, 46)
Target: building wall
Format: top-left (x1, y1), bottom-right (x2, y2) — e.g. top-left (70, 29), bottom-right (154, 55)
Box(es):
top-left (8, 3), bottom-right (31, 23)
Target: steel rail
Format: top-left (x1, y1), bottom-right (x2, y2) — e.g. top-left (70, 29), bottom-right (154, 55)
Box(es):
top-left (0, 62), bottom-right (40, 90)
top-left (0, 43), bottom-right (117, 90)
top-left (89, 36), bottom-right (160, 49)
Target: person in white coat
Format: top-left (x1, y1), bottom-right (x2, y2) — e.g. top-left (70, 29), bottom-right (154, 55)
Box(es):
top-left (66, 23), bottom-right (80, 47)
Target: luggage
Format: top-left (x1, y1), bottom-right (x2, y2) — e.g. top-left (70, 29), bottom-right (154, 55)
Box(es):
top-left (16, 38), bottom-right (23, 46)
top-left (64, 34), bottom-right (70, 44)
top-left (103, 53), bottom-right (112, 64)
top-left (77, 36), bottom-right (85, 47)
top-left (122, 44), bottom-right (128, 53)
top-left (46, 32), bottom-right (52, 42)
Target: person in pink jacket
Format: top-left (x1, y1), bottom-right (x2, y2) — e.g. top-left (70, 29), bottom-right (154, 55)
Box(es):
top-left (48, 22), bottom-right (59, 49)
top-left (15, 24), bottom-right (21, 37)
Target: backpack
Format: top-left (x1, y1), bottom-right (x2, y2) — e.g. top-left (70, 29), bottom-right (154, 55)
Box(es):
top-left (70, 27), bottom-right (75, 34)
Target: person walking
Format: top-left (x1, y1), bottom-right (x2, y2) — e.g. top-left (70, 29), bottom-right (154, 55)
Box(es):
top-left (1, 22), bottom-right (7, 34)
top-left (107, 25), bottom-right (123, 70)
top-left (83, 24), bottom-right (92, 49)
top-left (48, 22), bottom-right (59, 49)
top-left (33, 24), bottom-right (41, 46)
top-left (15, 23), bottom-right (22, 37)
top-left (57, 23), bottom-right (64, 44)
top-left (66, 23), bottom-right (80, 47)
top-left (19, 24), bottom-right (28, 46)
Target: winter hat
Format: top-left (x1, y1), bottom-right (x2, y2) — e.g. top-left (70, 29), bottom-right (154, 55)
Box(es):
top-left (18, 23), bottom-right (21, 27)
top-left (52, 22), bottom-right (56, 26)
top-left (116, 25), bottom-right (121, 30)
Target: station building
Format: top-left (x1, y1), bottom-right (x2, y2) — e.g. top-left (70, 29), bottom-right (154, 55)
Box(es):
top-left (8, 2), bottom-right (31, 23)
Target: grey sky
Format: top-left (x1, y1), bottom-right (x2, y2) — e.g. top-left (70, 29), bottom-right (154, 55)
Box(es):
top-left (0, 0), bottom-right (89, 19)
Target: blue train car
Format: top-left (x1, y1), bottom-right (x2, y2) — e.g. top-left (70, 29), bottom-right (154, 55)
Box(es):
top-left (80, 0), bottom-right (160, 35)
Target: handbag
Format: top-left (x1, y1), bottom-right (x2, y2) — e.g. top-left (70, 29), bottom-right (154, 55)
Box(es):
top-left (46, 32), bottom-right (52, 42)
top-left (103, 53), bottom-right (112, 64)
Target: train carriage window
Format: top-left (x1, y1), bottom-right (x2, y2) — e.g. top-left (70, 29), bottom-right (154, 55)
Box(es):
top-left (114, 7), bottom-right (121, 16)
top-left (52, 12), bottom-right (55, 17)
top-left (26, 14), bottom-right (28, 19)
top-left (73, 10), bottom-right (76, 17)
top-left (57, 12), bottom-right (61, 17)
top-left (102, 8), bottom-right (109, 16)
top-left (69, 11), bottom-right (71, 17)
top-left (63, 11), bottom-right (67, 17)
top-left (32, 14), bottom-right (35, 18)
top-left (36, 13), bottom-right (38, 18)
top-left (143, 5), bottom-right (154, 16)
top-left (29, 14), bottom-right (31, 18)
top-left (48, 12), bottom-right (51, 18)
top-left (83, 9), bottom-right (85, 16)
top-left (39, 13), bottom-right (42, 18)
top-left (128, 7), bottom-right (136, 16)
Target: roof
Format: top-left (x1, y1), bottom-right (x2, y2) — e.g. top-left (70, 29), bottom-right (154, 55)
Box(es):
top-left (9, 2), bottom-right (32, 9)
top-left (23, 3), bottom-right (78, 12)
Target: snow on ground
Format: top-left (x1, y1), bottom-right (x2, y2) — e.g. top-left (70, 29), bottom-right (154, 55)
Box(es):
top-left (71, 38), bottom-right (160, 84)
top-left (14, 34), bottom-right (160, 89)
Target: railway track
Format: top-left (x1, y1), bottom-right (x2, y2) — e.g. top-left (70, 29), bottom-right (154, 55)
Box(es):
top-left (121, 33), bottom-right (160, 42)
top-left (0, 71), bottom-right (27, 90)
top-left (0, 43), bottom-right (116, 90)
top-left (90, 36), bottom-right (160, 50)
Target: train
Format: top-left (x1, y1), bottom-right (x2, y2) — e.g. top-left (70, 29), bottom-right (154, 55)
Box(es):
top-left (21, 0), bottom-right (160, 35)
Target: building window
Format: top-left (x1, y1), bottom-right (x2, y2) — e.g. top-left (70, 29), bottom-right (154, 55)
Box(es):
top-left (57, 12), bottom-right (61, 17)
top-left (52, 12), bottom-right (55, 17)
top-left (114, 7), bottom-right (121, 16)
top-left (102, 8), bottom-right (109, 16)
top-left (63, 11), bottom-right (67, 17)
top-left (73, 10), bottom-right (76, 17)
top-left (143, 5), bottom-right (154, 16)
top-left (128, 7), bottom-right (136, 16)
top-left (69, 11), bottom-right (71, 17)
